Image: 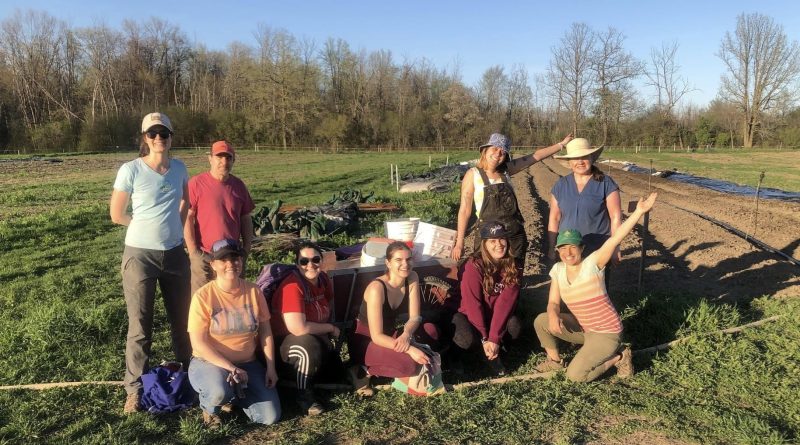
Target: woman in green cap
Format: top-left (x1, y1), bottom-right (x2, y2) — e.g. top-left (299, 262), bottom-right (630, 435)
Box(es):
top-left (533, 192), bottom-right (658, 382)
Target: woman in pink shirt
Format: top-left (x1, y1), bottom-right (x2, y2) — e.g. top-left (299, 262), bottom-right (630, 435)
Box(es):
top-left (534, 193), bottom-right (657, 382)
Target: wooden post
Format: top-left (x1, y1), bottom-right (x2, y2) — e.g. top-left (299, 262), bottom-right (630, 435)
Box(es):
top-left (446, 155), bottom-right (449, 166)
top-left (395, 165), bottom-right (400, 192)
top-left (746, 171), bottom-right (766, 242)
top-left (390, 164), bottom-right (394, 185)
top-left (429, 155), bottom-right (432, 167)
top-left (636, 159), bottom-right (654, 294)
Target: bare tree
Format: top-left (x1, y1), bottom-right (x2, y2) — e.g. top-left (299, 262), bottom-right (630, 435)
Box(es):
top-left (645, 41), bottom-right (691, 116)
top-left (717, 12), bottom-right (800, 147)
top-left (591, 27), bottom-right (644, 144)
top-left (547, 23), bottom-right (595, 135)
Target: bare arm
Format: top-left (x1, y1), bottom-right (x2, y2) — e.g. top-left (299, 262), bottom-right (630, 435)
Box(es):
top-left (184, 208), bottom-right (200, 254)
top-left (547, 195), bottom-right (562, 260)
top-left (400, 272), bottom-right (421, 337)
top-left (506, 134), bottom-right (573, 176)
top-left (240, 213), bottom-right (254, 254)
top-left (179, 181), bottom-right (190, 227)
top-left (546, 278), bottom-right (564, 335)
top-left (257, 320), bottom-right (278, 388)
top-left (283, 312), bottom-right (337, 336)
top-left (451, 170), bottom-right (475, 260)
top-left (189, 330), bottom-right (237, 372)
top-left (109, 190), bottom-right (132, 226)
top-left (595, 193), bottom-right (658, 270)
top-left (605, 190), bottom-right (623, 262)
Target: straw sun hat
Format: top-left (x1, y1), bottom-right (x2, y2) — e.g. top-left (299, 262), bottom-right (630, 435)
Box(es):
top-left (554, 138), bottom-right (604, 160)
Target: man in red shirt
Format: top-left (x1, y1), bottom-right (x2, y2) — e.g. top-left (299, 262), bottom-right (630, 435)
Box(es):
top-left (184, 141), bottom-right (255, 296)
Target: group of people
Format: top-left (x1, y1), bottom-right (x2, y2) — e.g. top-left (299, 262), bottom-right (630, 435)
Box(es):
top-left (110, 112), bottom-right (658, 428)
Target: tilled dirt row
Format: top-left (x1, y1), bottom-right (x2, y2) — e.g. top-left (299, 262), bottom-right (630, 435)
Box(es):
top-left (517, 159), bottom-right (800, 301)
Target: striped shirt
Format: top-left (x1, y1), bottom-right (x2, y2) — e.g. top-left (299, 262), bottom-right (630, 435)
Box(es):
top-left (549, 251), bottom-right (622, 334)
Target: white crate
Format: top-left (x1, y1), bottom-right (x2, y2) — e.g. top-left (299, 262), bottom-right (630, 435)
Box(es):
top-left (412, 222), bottom-right (456, 259)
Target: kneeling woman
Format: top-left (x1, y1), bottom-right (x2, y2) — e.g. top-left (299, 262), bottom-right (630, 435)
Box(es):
top-left (272, 241), bottom-right (340, 416)
top-left (534, 193), bottom-right (658, 382)
top-left (188, 239), bottom-right (280, 427)
top-left (452, 221), bottom-right (521, 376)
top-left (349, 242), bottom-right (439, 393)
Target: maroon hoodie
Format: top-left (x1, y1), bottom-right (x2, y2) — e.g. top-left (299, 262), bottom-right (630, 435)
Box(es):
top-left (458, 257), bottom-right (520, 344)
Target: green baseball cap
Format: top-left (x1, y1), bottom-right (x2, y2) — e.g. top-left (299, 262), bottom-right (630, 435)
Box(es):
top-left (556, 229), bottom-right (583, 248)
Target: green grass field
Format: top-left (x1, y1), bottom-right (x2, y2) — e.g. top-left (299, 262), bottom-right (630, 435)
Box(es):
top-left (601, 147), bottom-right (800, 192)
top-left (0, 150), bottom-right (798, 444)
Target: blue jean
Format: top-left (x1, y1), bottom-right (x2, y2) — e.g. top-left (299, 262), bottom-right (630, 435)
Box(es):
top-left (188, 358), bottom-right (281, 425)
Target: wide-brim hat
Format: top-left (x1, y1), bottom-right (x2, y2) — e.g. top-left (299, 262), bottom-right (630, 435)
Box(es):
top-left (554, 138), bottom-right (603, 160)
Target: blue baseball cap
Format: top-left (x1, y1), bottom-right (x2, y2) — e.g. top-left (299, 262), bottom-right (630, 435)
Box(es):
top-left (479, 220), bottom-right (509, 239)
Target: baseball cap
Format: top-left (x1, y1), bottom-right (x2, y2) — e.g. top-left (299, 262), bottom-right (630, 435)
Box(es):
top-left (479, 220), bottom-right (509, 239)
top-left (211, 140), bottom-right (235, 157)
top-left (141, 112), bottom-right (173, 133)
top-left (556, 229), bottom-right (583, 248)
top-left (210, 238), bottom-right (243, 260)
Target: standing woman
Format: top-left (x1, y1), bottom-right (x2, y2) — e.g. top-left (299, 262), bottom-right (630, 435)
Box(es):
top-left (452, 133), bottom-right (573, 269)
top-left (188, 239), bottom-right (280, 428)
top-left (451, 221), bottom-right (521, 376)
top-left (272, 241), bottom-right (340, 416)
top-left (547, 138), bottom-right (622, 262)
top-left (110, 113), bottom-right (192, 414)
top-left (348, 242), bottom-right (439, 395)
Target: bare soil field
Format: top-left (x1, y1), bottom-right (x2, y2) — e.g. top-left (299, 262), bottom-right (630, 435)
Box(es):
top-left (516, 158), bottom-right (800, 302)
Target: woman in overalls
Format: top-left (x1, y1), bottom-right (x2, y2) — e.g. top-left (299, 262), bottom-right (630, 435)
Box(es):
top-left (452, 133), bottom-right (573, 269)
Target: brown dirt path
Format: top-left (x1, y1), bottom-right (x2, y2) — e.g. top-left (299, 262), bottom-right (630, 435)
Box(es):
top-left (524, 158), bottom-right (800, 301)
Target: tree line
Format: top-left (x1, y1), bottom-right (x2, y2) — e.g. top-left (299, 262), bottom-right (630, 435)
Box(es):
top-left (1, 10), bottom-right (798, 153)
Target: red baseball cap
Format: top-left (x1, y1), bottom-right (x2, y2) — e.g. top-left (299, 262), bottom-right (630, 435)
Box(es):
top-left (211, 140), bottom-right (235, 157)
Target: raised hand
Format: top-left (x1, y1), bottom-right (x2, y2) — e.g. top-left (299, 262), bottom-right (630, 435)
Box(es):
top-left (636, 192), bottom-right (658, 213)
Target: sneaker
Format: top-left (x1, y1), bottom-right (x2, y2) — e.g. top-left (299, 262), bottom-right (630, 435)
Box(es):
top-left (219, 402), bottom-right (234, 413)
top-left (486, 357), bottom-right (506, 377)
top-left (347, 365), bottom-right (374, 397)
top-left (298, 389), bottom-right (326, 416)
top-left (535, 358), bottom-right (565, 373)
top-left (123, 392), bottom-right (141, 414)
top-left (202, 411), bottom-right (222, 430)
top-left (615, 345), bottom-right (634, 378)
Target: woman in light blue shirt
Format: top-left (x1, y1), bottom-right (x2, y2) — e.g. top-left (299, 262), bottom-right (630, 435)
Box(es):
top-left (110, 112), bottom-right (192, 414)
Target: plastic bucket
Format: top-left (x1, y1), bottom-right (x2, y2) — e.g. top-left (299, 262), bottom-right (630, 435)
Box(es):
top-left (360, 240), bottom-right (391, 267)
top-left (385, 217), bottom-right (419, 242)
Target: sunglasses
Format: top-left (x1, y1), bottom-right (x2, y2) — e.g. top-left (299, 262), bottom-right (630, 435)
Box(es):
top-left (298, 256), bottom-right (322, 266)
top-left (145, 129), bottom-right (173, 139)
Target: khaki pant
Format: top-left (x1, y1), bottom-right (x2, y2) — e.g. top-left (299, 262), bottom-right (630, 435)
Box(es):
top-left (121, 245), bottom-right (192, 394)
top-left (189, 250), bottom-right (213, 298)
top-left (533, 312), bottom-right (620, 382)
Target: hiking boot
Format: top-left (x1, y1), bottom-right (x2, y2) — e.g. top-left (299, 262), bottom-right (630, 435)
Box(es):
top-left (615, 345), bottom-right (634, 378)
top-left (348, 365), bottom-right (374, 397)
top-left (486, 357), bottom-right (506, 377)
top-left (202, 411), bottom-right (222, 430)
top-left (298, 389), bottom-right (326, 416)
top-left (219, 402), bottom-right (234, 413)
top-left (535, 358), bottom-right (565, 373)
top-left (123, 392), bottom-right (141, 414)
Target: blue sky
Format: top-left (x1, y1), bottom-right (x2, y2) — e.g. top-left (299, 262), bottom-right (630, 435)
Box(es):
top-left (3, 0), bottom-right (799, 108)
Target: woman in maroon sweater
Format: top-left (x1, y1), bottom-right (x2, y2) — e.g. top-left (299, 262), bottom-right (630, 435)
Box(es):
top-left (452, 221), bottom-right (521, 376)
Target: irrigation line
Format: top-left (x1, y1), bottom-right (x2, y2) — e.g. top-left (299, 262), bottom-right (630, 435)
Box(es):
top-left (0, 315), bottom-right (784, 392)
top-left (665, 201), bottom-right (800, 267)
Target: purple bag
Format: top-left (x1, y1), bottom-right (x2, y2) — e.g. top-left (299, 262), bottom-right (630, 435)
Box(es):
top-left (256, 263), bottom-right (327, 304)
top-left (140, 366), bottom-right (195, 414)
